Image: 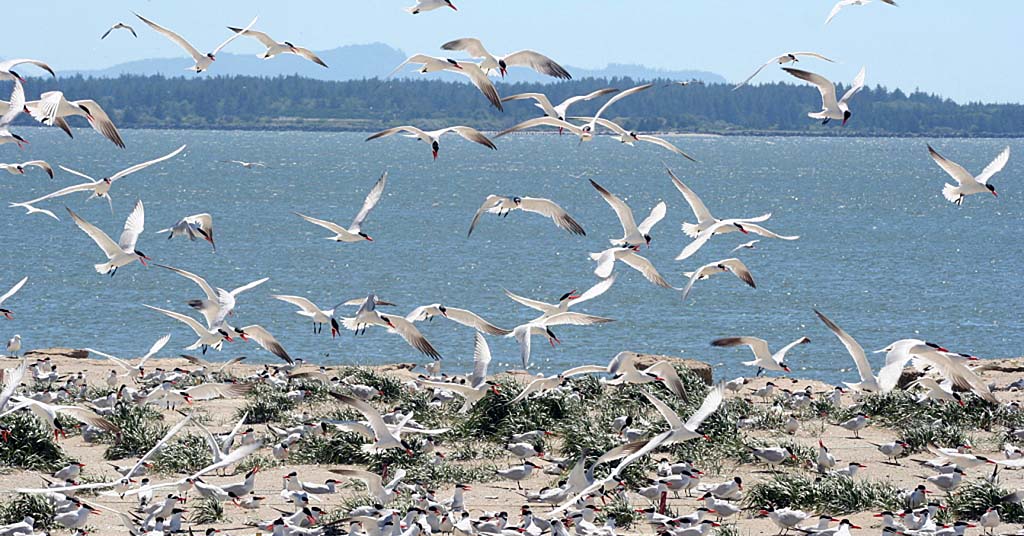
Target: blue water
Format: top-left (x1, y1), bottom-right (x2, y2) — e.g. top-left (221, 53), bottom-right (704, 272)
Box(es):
top-left (1, 127), bottom-right (1020, 384)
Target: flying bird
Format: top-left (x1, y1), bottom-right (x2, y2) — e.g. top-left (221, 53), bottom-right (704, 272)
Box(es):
top-left (153, 264), bottom-right (268, 329)
top-left (101, 23), bottom-right (137, 39)
top-left (0, 277), bottom-right (28, 320)
top-left (680, 258), bottom-right (757, 301)
top-left (294, 170), bottom-right (386, 242)
top-left (338, 295), bottom-right (442, 359)
top-left (157, 213), bottom-right (216, 252)
top-left (24, 91), bottom-right (125, 148)
top-left (814, 309), bottom-right (881, 393)
top-left (406, 0), bottom-right (457, 14)
top-left (221, 160), bottom-right (268, 169)
top-left (0, 59), bottom-right (54, 83)
top-left (273, 295), bottom-right (349, 336)
top-left (65, 199), bottom-right (149, 276)
top-left (0, 80), bottom-right (27, 149)
top-left (501, 88), bottom-right (618, 124)
top-left (783, 66), bottom-right (866, 126)
top-left (590, 246), bottom-right (673, 289)
top-left (499, 84), bottom-right (653, 142)
top-left (569, 116), bottom-right (697, 161)
top-left (366, 125), bottom-right (495, 160)
top-left (440, 38), bottom-right (570, 79)
top-left (1, 161), bottom-right (53, 178)
top-left (468, 195), bottom-right (584, 237)
top-left (228, 27), bottom-right (328, 67)
top-left (712, 336), bottom-right (810, 374)
top-left (134, 12), bottom-right (257, 73)
top-left (405, 304), bottom-right (511, 336)
top-left (927, 145), bottom-right (1009, 205)
top-left (826, 0), bottom-right (897, 24)
top-left (590, 179), bottom-right (666, 247)
top-left (734, 52), bottom-right (835, 90)
top-left (388, 55), bottom-right (502, 110)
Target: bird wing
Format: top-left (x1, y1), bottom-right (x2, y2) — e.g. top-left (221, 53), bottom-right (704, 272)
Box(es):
top-left (684, 383), bottom-right (725, 430)
top-left (558, 87), bottom-right (620, 111)
top-left (927, 144), bottom-right (974, 185)
top-left (679, 265), bottom-right (711, 301)
top-left (154, 264), bottom-right (218, 302)
top-left (440, 37), bottom-right (490, 58)
top-left (839, 66), bottom-right (867, 104)
top-left (496, 116), bottom-right (582, 137)
top-left (794, 51), bottom-right (837, 62)
top-left (620, 252), bottom-right (673, 288)
top-left (22, 160), bottom-right (54, 178)
top-left (542, 311), bottom-right (614, 327)
top-left (637, 201), bottom-right (667, 235)
top-left (513, 324), bottom-right (532, 369)
top-left (914, 352), bottom-right (998, 405)
top-left (294, 212), bottom-right (348, 235)
top-left (385, 54), bottom-right (443, 78)
top-left (502, 50), bottom-right (571, 79)
top-left (641, 391), bottom-right (685, 429)
top-left (563, 364), bottom-right (608, 377)
top-left (292, 46), bottom-right (328, 67)
top-left (506, 376), bottom-right (560, 405)
top-left (454, 63), bottom-right (503, 110)
top-left (330, 468), bottom-right (384, 497)
top-left (720, 258), bottom-right (757, 289)
top-left (210, 17), bottom-right (258, 55)
top-left (814, 310), bottom-right (874, 385)
top-left (976, 147), bottom-right (1011, 185)
top-left (825, 0), bottom-right (856, 24)
top-left (328, 393), bottom-right (390, 442)
top-left (441, 306), bottom-right (511, 336)
top-left (667, 167), bottom-right (714, 227)
top-left (468, 195), bottom-right (504, 237)
top-left (571, 274), bottom-right (615, 308)
top-left (134, 12), bottom-right (205, 61)
top-left (572, 116), bottom-right (628, 136)
top-left (239, 325), bottom-right (292, 364)
top-left (18, 181), bottom-right (97, 206)
top-left (71, 99), bottom-right (125, 148)
top-left (589, 179), bottom-right (638, 238)
top-left (0, 359), bottom-right (27, 411)
top-left (444, 125), bottom-right (497, 150)
top-left (228, 277), bottom-right (269, 299)
top-left (55, 404), bottom-right (120, 432)
top-left (783, 68), bottom-right (839, 112)
top-left (470, 332), bottom-right (492, 388)
top-left (607, 351), bottom-right (638, 375)
top-left (0, 80), bottom-right (25, 127)
top-left (518, 197), bottom-right (585, 235)
top-left (0, 276), bottom-right (27, 305)
top-left (143, 304), bottom-right (210, 337)
top-left (185, 382), bottom-right (253, 400)
top-left (189, 440), bottom-right (262, 480)
top-left (591, 248), bottom-right (618, 279)
top-left (380, 314), bottom-right (442, 359)
top-left (593, 83), bottom-right (653, 122)
top-left (740, 223), bottom-right (799, 240)
top-left (350, 170), bottom-right (387, 232)
top-left (712, 336), bottom-right (771, 363)
top-left (192, 419), bottom-right (226, 459)
top-left (138, 334), bottom-right (171, 367)
top-left (645, 361), bottom-right (688, 399)
top-left (503, 289), bottom-right (553, 313)
top-left (775, 337), bottom-right (811, 363)
top-left (227, 26), bottom-right (278, 47)
top-left (501, 92), bottom-right (556, 116)
top-left (366, 125), bottom-right (430, 141)
top-left (273, 295), bottom-right (321, 315)
top-left (83, 347), bottom-right (132, 372)
top-left (0, 58), bottom-right (55, 78)
top-left (733, 59), bottom-right (775, 90)
top-left (66, 207), bottom-right (122, 258)
top-left (637, 135), bottom-right (697, 162)
top-left (674, 215), bottom-right (770, 261)
top-left (117, 199), bottom-right (145, 251)
top-left (110, 145), bottom-right (186, 182)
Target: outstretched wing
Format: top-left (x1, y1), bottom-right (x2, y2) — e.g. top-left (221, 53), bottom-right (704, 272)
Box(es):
top-left (351, 170), bottom-right (387, 232)
top-left (118, 199), bottom-right (145, 251)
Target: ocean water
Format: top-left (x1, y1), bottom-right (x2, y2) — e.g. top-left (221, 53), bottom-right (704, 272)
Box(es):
top-left (1, 127), bottom-right (1020, 384)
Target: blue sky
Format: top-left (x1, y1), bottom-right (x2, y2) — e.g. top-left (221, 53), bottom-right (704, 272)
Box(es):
top-left (5, 0), bottom-right (1021, 103)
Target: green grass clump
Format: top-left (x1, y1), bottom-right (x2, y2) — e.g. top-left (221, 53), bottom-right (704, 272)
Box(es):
top-left (152, 434), bottom-right (213, 474)
top-left (103, 403), bottom-right (167, 460)
top-left (190, 498), bottom-right (225, 524)
top-left (0, 411), bottom-right (68, 471)
top-left (458, 377), bottom-right (574, 442)
top-left (235, 383), bottom-right (296, 424)
top-left (0, 494), bottom-right (56, 529)
top-left (404, 461), bottom-right (498, 488)
top-left (946, 479), bottom-right (1024, 523)
top-left (599, 496), bottom-right (642, 529)
top-left (743, 473), bottom-right (904, 515)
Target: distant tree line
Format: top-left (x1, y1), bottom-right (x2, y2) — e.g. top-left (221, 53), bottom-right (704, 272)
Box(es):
top-left (13, 74), bottom-right (1024, 136)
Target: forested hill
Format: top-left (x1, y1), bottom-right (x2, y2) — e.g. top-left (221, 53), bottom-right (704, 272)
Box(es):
top-left (14, 74), bottom-right (1024, 136)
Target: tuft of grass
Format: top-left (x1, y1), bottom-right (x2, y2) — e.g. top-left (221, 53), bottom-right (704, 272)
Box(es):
top-left (152, 434), bottom-right (213, 474)
top-left (404, 461), bottom-right (499, 488)
top-left (946, 479), bottom-right (1024, 523)
top-left (235, 383), bottom-right (296, 424)
top-left (743, 473), bottom-right (904, 515)
top-left (190, 497), bottom-right (225, 524)
top-left (599, 496), bottom-right (642, 529)
top-left (103, 403), bottom-right (167, 460)
top-left (235, 453), bottom-right (282, 473)
top-left (0, 494), bottom-right (56, 529)
top-left (0, 411), bottom-right (69, 471)
top-left (713, 525), bottom-right (740, 536)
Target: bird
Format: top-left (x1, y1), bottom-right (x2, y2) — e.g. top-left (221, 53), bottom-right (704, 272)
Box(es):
top-left (504, 276), bottom-right (615, 321)
top-left (134, 13), bottom-right (257, 73)
top-left (153, 264), bottom-right (268, 329)
top-left (366, 125), bottom-right (496, 160)
top-left (0, 397), bottom-right (119, 440)
top-left (157, 213), bottom-right (216, 252)
top-left (675, 213), bottom-right (790, 261)
top-left (498, 83), bottom-right (653, 142)
top-left (0, 276), bottom-right (28, 319)
top-left (734, 52), bottom-right (836, 89)
top-left (826, 0), bottom-right (897, 24)
top-left (328, 392), bottom-right (416, 454)
top-left (85, 334), bottom-right (171, 380)
top-left (101, 22), bottom-right (137, 39)
top-left (589, 179), bottom-right (666, 247)
top-left (404, 304), bottom-right (511, 336)
top-left (11, 145), bottom-right (185, 216)
top-left (1, 161), bottom-right (53, 178)
top-left (388, 55), bottom-right (503, 110)
top-left (294, 170), bottom-right (387, 242)
top-left (406, 0), bottom-right (457, 14)
top-left (927, 144), bottom-right (1009, 205)
top-left (877, 339), bottom-right (998, 404)
top-left (440, 38), bottom-right (570, 79)
top-left (6, 335), bottom-right (21, 357)
top-left (567, 116), bottom-right (697, 161)
top-left (783, 66), bottom-right (867, 126)
top-left (330, 467), bottom-right (407, 504)
top-left (66, 200), bottom-right (148, 276)
top-left (0, 80), bottom-right (27, 149)
top-left (495, 461), bottom-right (541, 489)
top-left (509, 312), bottom-right (613, 368)
top-left (590, 246), bottom-right (674, 289)
top-left (814, 309), bottom-right (881, 392)
top-left (505, 365), bottom-right (607, 405)
top-left (417, 333), bottom-right (498, 412)
top-left (467, 195), bottom-right (584, 237)
top-left (0, 58), bottom-right (55, 83)
top-left (221, 160), bottom-right (268, 169)
top-left (500, 88), bottom-right (619, 124)
top-left (338, 294), bottom-right (442, 359)
top-left (25, 91), bottom-right (125, 148)
top-left (680, 258), bottom-right (757, 301)
top-left (838, 413), bottom-right (870, 438)
top-left (603, 351), bottom-right (689, 398)
top-left (141, 305), bottom-right (236, 356)
top-left (712, 336), bottom-right (810, 374)
top-left (273, 295), bottom-right (350, 336)
top-left (228, 27), bottom-right (327, 67)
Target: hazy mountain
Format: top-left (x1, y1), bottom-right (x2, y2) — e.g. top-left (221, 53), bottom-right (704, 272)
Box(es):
top-left (65, 42), bottom-right (725, 83)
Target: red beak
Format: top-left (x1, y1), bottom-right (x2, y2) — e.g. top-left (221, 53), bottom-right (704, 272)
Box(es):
top-left (432, 149), bottom-right (438, 160)
top-left (991, 191), bottom-right (998, 197)
top-left (364, 236), bottom-right (373, 241)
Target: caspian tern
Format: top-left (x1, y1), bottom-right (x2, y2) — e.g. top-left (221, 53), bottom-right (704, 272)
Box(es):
top-left (66, 200), bottom-right (149, 276)
top-left (675, 213), bottom-right (797, 261)
top-left (927, 144), bottom-right (1009, 205)
top-left (273, 295), bottom-right (347, 336)
top-left (0, 80), bottom-right (27, 149)
top-left (134, 13), bottom-right (257, 73)
top-left (1, 161), bottom-right (53, 178)
top-left (876, 339), bottom-right (997, 404)
top-left (143, 305), bottom-right (237, 354)
top-left (499, 84), bottom-right (652, 141)
top-left (406, 0), bottom-right (457, 14)
top-left (25, 91), bottom-right (125, 148)
top-left (405, 304), bottom-right (511, 336)
top-left (814, 309), bottom-right (881, 392)
top-left (569, 116), bottom-right (697, 161)
top-left (468, 195), bottom-right (584, 237)
top-left (441, 38), bottom-right (570, 79)
top-left (157, 213), bottom-right (215, 251)
top-left (338, 294), bottom-right (442, 359)
top-left (712, 336), bottom-right (810, 373)
top-left (294, 170), bottom-right (386, 242)
top-left (331, 466), bottom-right (407, 505)
top-left (0, 58), bottom-right (55, 82)
top-left (228, 27), bottom-right (328, 67)
top-left (418, 333), bottom-right (498, 412)
top-left (680, 258), bottom-right (757, 301)
top-left (388, 55), bottom-right (502, 110)
top-left (783, 66), bottom-right (866, 126)
top-left (366, 125), bottom-right (495, 160)
top-left (504, 275), bottom-right (615, 321)
top-left (328, 392), bottom-right (416, 454)
top-left (590, 246), bottom-right (674, 288)
top-left (11, 145), bottom-right (185, 217)
top-left (734, 52), bottom-right (835, 90)
top-left (590, 179), bottom-right (666, 247)
top-left (603, 351), bottom-right (689, 398)
top-left (153, 264), bottom-right (268, 328)
top-left (0, 276), bottom-right (28, 320)
top-left (826, 0), bottom-right (897, 24)
top-left (85, 334), bottom-right (171, 380)
top-left (501, 88), bottom-right (618, 124)
top-left (0, 397), bottom-right (119, 440)
top-left (101, 23), bottom-right (137, 39)
top-left (221, 160), bottom-right (268, 168)
top-left (510, 312), bottom-right (613, 368)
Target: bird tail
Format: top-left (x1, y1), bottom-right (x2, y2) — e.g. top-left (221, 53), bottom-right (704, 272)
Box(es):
top-left (95, 262), bottom-right (113, 274)
top-left (681, 222), bottom-right (700, 238)
top-left (156, 227), bottom-right (172, 235)
top-left (404, 7), bottom-right (419, 13)
top-left (942, 183), bottom-right (961, 203)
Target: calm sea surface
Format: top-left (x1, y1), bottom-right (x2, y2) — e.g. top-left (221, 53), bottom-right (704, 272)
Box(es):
top-left (1, 128), bottom-right (1020, 384)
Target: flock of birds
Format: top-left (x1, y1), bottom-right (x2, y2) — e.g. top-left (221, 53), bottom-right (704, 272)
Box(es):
top-left (0, 2), bottom-right (1020, 536)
